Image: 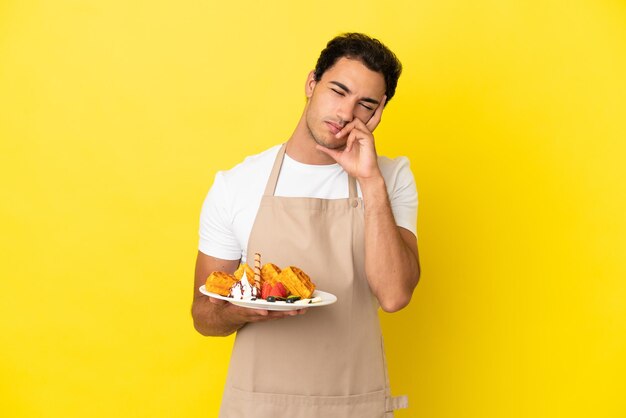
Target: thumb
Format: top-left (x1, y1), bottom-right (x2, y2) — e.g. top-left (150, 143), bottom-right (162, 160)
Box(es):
top-left (315, 144), bottom-right (341, 162)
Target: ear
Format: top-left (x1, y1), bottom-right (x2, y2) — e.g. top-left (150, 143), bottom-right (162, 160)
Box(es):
top-left (305, 70), bottom-right (316, 99)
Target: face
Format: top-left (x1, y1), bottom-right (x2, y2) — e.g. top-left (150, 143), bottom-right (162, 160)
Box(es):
top-left (304, 57), bottom-right (386, 149)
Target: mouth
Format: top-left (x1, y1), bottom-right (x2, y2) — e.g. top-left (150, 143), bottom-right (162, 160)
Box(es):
top-left (325, 121), bottom-right (343, 135)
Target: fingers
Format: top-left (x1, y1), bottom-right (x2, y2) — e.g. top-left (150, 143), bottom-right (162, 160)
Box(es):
top-left (209, 297), bottom-right (228, 305)
top-left (336, 118), bottom-right (373, 141)
top-left (334, 94), bottom-right (386, 141)
top-left (345, 130), bottom-right (360, 153)
top-left (246, 309), bottom-right (302, 322)
top-left (342, 123), bottom-right (371, 153)
top-left (335, 120), bottom-right (358, 140)
top-left (366, 95), bottom-right (387, 132)
top-left (229, 305), bottom-right (304, 324)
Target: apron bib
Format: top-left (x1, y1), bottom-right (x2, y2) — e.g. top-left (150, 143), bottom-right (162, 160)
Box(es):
top-left (219, 144), bottom-right (407, 417)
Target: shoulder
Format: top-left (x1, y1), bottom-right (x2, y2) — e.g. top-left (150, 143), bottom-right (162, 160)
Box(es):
top-left (377, 155), bottom-right (412, 171)
top-left (219, 144), bottom-right (281, 183)
top-left (204, 144), bottom-right (281, 210)
top-left (212, 144), bottom-right (281, 197)
top-left (377, 155), bottom-right (414, 187)
top-left (376, 155), bottom-right (418, 236)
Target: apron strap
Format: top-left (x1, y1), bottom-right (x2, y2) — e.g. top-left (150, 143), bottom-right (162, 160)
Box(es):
top-left (264, 143), bottom-right (360, 200)
top-left (348, 175), bottom-right (357, 199)
top-left (264, 144), bottom-right (287, 196)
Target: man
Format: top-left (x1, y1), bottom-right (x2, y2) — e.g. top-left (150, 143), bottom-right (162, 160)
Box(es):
top-left (192, 33), bottom-right (420, 417)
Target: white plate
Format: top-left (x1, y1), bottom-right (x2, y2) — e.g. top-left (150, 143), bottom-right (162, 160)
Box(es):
top-left (199, 285), bottom-right (337, 311)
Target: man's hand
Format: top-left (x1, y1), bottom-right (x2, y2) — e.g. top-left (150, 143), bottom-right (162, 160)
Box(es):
top-left (314, 95), bottom-right (420, 312)
top-left (192, 252), bottom-right (307, 336)
top-left (207, 297), bottom-right (306, 325)
top-left (316, 95), bottom-right (387, 180)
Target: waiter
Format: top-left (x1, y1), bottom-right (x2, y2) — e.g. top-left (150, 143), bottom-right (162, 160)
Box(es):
top-left (192, 32), bottom-right (420, 417)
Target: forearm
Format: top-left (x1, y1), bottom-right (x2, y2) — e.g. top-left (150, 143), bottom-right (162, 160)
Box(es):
top-left (191, 254), bottom-right (243, 336)
top-left (360, 174), bottom-right (420, 312)
top-left (191, 250), bottom-right (303, 336)
top-left (192, 298), bottom-right (244, 337)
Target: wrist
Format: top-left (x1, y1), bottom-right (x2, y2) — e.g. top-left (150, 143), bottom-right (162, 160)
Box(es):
top-left (357, 171), bottom-right (385, 195)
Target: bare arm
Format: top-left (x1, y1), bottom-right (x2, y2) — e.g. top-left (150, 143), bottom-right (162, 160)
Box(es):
top-left (360, 176), bottom-right (420, 312)
top-left (316, 95), bottom-right (420, 312)
top-left (191, 251), bottom-right (303, 336)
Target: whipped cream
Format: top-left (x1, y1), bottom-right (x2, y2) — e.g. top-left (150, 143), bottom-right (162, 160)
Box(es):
top-left (229, 271), bottom-right (258, 300)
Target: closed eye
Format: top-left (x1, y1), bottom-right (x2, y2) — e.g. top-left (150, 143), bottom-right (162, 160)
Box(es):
top-left (331, 88), bottom-right (345, 96)
top-left (360, 103), bottom-right (374, 111)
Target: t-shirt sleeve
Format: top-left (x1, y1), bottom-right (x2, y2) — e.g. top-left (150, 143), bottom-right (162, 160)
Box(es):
top-left (388, 157), bottom-right (418, 238)
top-left (198, 171), bottom-right (242, 260)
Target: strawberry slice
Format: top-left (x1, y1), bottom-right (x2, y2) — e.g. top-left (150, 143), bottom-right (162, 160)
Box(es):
top-left (268, 282), bottom-right (288, 298)
top-left (261, 282), bottom-right (272, 299)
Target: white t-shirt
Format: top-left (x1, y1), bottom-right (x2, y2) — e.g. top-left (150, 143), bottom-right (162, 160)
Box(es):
top-left (199, 144), bottom-right (418, 263)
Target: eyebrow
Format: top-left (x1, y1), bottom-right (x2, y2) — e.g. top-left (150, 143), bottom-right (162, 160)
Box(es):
top-left (329, 81), bottom-right (380, 105)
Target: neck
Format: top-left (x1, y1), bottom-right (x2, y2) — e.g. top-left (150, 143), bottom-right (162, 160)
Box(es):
top-left (285, 110), bottom-right (337, 165)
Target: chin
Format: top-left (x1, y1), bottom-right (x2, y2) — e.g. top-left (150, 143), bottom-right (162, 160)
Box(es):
top-left (314, 135), bottom-right (346, 150)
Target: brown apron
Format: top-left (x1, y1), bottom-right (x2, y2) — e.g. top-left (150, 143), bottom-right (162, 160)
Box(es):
top-left (219, 144), bottom-right (408, 417)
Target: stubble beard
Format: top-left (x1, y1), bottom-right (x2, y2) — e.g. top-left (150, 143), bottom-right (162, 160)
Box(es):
top-left (305, 113), bottom-right (345, 151)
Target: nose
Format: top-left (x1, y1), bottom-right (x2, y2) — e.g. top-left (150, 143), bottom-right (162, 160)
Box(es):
top-left (336, 101), bottom-right (355, 125)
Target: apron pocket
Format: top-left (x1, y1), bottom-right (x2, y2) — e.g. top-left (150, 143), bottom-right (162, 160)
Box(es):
top-left (221, 386), bottom-right (387, 418)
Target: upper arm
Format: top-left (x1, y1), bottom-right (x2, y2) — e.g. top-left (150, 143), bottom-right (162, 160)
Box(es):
top-left (383, 157), bottom-right (418, 236)
top-left (199, 172), bottom-right (243, 261)
top-left (193, 251), bottom-right (240, 300)
top-left (195, 172), bottom-right (243, 297)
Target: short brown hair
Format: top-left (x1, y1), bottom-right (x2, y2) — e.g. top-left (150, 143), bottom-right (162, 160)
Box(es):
top-left (314, 33), bottom-right (402, 103)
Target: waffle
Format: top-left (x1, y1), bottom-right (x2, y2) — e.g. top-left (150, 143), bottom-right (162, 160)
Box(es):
top-left (277, 266), bottom-right (315, 299)
top-left (205, 271), bottom-right (238, 296)
top-left (233, 263), bottom-right (255, 286)
top-left (261, 263), bottom-right (282, 286)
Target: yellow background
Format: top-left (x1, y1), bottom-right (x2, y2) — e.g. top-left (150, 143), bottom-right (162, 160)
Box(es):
top-left (1, 0), bottom-right (625, 417)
